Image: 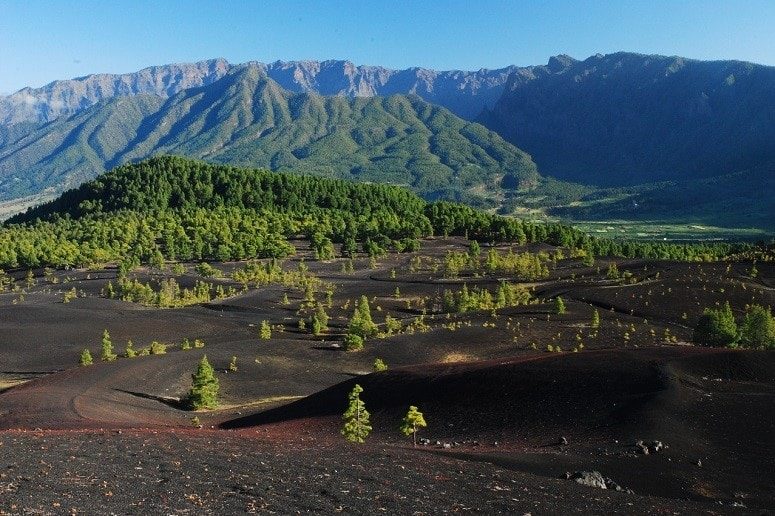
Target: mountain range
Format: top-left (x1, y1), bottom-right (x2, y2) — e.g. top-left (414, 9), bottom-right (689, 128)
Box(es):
top-left (0, 58), bottom-right (517, 125)
top-left (0, 64), bottom-right (537, 207)
top-left (1, 52), bottom-right (773, 232)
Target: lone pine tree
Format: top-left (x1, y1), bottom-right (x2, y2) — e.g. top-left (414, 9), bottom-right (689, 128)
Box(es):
top-left (400, 405), bottom-right (427, 447)
top-left (555, 296), bottom-right (566, 315)
top-left (341, 384), bottom-right (372, 443)
top-left (188, 355), bottom-right (219, 410)
top-left (79, 348), bottom-right (93, 366)
top-left (591, 309), bottom-right (600, 329)
top-left (101, 330), bottom-right (117, 361)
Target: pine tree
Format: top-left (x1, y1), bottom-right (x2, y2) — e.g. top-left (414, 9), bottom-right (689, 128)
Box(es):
top-left (373, 358), bottom-right (388, 372)
top-left (124, 340), bottom-right (137, 358)
top-left (79, 348), bottom-right (93, 366)
top-left (25, 269), bottom-right (36, 288)
top-left (738, 305), bottom-right (775, 349)
top-left (311, 304), bottom-right (329, 335)
top-left (188, 355), bottom-right (219, 410)
top-left (341, 384), bottom-right (371, 443)
top-left (400, 405), bottom-right (427, 446)
top-left (344, 333), bottom-right (364, 351)
top-left (259, 320), bottom-right (272, 340)
top-left (591, 309), bottom-right (600, 329)
top-left (348, 295), bottom-right (378, 338)
top-left (229, 356), bottom-right (238, 372)
top-left (101, 329), bottom-right (117, 361)
top-left (607, 262), bottom-right (620, 279)
top-left (555, 296), bottom-right (566, 315)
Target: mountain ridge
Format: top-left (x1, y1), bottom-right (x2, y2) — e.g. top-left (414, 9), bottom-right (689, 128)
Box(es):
top-left (480, 51), bottom-right (775, 186)
top-left (0, 58), bottom-right (525, 125)
top-left (0, 64), bottom-right (539, 207)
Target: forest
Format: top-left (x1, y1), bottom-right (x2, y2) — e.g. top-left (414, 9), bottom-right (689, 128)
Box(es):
top-left (1, 156), bottom-right (755, 270)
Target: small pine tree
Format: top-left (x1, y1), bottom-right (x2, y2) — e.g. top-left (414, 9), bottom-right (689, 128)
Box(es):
top-left (229, 356), bottom-right (238, 372)
top-left (341, 384), bottom-right (371, 443)
top-left (607, 262), bottom-right (620, 279)
top-left (79, 348), bottom-right (93, 366)
top-left (259, 320), bottom-right (272, 340)
top-left (311, 305), bottom-right (329, 335)
top-left (400, 405), bottom-right (427, 446)
top-left (591, 309), bottom-right (600, 329)
top-left (281, 293), bottom-right (290, 305)
top-left (348, 295), bottom-right (378, 338)
top-left (188, 355), bottom-right (219, 410)
top-left (181, 338), bottom-right (192, 350)
top-left (555, 296), bottom-right (566, 315)
top-left (25, 269), bottom-right (36, 288)
top-left (373, 358), bottom-right (388, 372)
top-left (344, 333), bottom-right (364, 351)
top-left (468, 240), bottom-right (481, 258)
top-left (101, 330), bottom-right (117, 361)
top-left (150, 341), bottom-right (167, 354)
top-left (124, 340), bottom-right (137, 358)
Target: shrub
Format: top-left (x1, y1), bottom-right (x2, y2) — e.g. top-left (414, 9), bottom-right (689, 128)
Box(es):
top-left (150, 341), bottom-right (167, 354)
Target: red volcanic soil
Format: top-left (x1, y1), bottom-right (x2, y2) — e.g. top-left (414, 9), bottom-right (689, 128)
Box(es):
top-left (222, 347), bottom-right (775, 511)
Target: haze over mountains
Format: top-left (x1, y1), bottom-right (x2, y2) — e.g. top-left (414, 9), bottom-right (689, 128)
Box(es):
top-left (1, 52), bottom-right (773, 231)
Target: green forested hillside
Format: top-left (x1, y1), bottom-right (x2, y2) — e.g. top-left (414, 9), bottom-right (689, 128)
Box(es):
top-left (0, 64), bottom-right (538, 209)
top-left (2, 157), bottom-right (746, 270)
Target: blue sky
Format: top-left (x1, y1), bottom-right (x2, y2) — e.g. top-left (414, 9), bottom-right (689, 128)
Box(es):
top-left (1, 0), bottom-right (773, 93)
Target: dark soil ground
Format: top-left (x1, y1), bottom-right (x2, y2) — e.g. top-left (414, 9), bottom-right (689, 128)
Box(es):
top-left (0, 237), bottom-right (773, 514)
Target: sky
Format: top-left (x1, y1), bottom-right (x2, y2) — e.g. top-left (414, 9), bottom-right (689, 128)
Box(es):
top-left (1, 0), bottom-right (774, 94)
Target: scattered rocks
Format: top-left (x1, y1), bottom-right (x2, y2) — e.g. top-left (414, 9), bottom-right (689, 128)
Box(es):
top-left (633, 439), bottom-right (668, 455)
top-left (559, 436), bottom-right (569, 446)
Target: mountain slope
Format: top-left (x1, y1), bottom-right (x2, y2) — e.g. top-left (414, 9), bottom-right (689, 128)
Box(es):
top-left (480, 52), bottom-right (775, 186)
top-left (0, 59), bottom-right (517, 125)
top-left (0, 64), bottom-right (539, 206)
